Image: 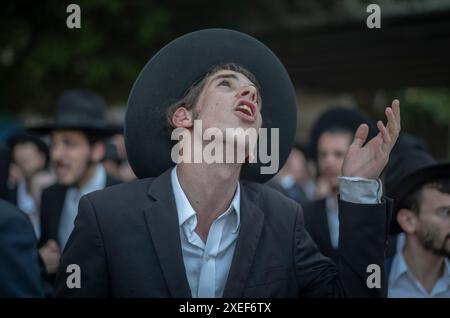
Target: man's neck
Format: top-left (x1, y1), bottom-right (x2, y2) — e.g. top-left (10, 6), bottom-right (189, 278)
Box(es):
top-left (176, 162), bottom-right (241, 241)
top-left (76, 164), bottom-right (98, 189)
top-left (403, 235), bottom-right (445, 293)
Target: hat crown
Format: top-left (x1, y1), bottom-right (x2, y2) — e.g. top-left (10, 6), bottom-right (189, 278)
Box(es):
top-left (385, 149), bottom-right (437, 195)
top-left (55, 89), bottom-right (107, 125)
top-left (28, 90), bottom-right (120, 136)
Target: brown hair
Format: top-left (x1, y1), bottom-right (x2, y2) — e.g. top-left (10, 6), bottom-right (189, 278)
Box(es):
top-left (166, 63), bottom-right (261, 131)
top-left (402, 178), bottom-right (450, 214)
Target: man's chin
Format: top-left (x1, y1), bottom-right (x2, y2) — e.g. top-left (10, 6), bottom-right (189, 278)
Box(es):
top-left (441, 238), bottom-right (450, 257)
top-left (58, 176), bottom-right (77, 187)
top-left (429, 238), bottom-right (450, 257)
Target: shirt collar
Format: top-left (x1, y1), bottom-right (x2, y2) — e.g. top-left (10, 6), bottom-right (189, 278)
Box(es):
top-left (389, 249), bottom-right (409, 285)
top-left (170, 166), bottom-right (241, 233)
top-left (443, 258), bottom-right (450, 279)
top-left (69, 164), bottom-right (107, 197)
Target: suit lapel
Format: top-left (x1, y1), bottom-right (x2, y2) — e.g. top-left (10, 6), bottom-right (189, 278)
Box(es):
top-left (143, 169), bottom-right (191, 298)
top-left (223, 183), bottom-right (264, 298)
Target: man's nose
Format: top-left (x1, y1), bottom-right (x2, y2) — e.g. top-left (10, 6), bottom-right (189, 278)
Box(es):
top-left (323, 155), bottom-right (337, 167)
top-left (238, 85), bottom-right (257, 103)
top-left (51, 143), bottom-right (64, 161)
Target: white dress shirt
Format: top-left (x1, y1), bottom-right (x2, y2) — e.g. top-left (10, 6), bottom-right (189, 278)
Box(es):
top-left (388, 235), bottom-right (450, 298)
top-left (17, 179), bottom-right (40, 239)
top-left (58, 164), bottom-right (107, 250)
top-left (325, 196), bottom-right (340, 249)
top-left (171, 167), bottom-right (383, 298)
top-left (171, 166), bottom-right (240, 298)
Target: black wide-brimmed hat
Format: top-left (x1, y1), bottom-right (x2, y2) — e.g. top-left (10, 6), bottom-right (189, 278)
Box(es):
top-left (385, 148), bottom-right (450, 234)
top-left (125, 29), bottom-right (298, 182)
top-left (29, 89), bottom-right (121, 136)
top-left (309, 107), bottom-right (378, 160)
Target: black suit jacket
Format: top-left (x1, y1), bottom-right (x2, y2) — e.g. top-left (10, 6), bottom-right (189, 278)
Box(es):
top-left (39, 174), bottom-right (120, 247)
top-left (303, 199), bottom-right (339, 263)
top-left (0, 199), bottom-right (44, 297)
top-left (54, 168), bottom-right (391, 298)
top-left (3, 184), bottom-right (18, 206)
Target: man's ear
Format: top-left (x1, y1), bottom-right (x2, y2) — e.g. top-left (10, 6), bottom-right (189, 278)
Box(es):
top-left (91, 141), bottom-right (105, 163)
top-left (397, 208), bottom-right (418, 234)
top-left (172, 106), bottom-right (194, 129)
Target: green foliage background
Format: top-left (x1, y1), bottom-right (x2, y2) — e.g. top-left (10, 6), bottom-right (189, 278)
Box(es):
top-left (1, 0), bottom-right (174, 114)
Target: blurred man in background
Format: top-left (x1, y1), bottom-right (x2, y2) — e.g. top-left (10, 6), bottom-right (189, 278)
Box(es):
top-left (103, 134), bottom-right (137, 182)
top-left (275, 143), bottom-right (316, 206)
top-left (5, 132), bottom-right (52, 239)
top-left (303, 107), bottom-right (377, 262)
top-left (30, 89), bottom-right (121, 277)
top-left (102, 141), bottom-right (122, 180)
top-left (110, 134), bottom-right (136, 182)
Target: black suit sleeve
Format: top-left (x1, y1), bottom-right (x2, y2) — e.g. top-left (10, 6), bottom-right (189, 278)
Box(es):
top-left (336, 197), bottom-right (391, 297)
top-left (53, 195), bottom-right (109, 297)
top-left (0, 204), bottom-right (44, 297)
top-left (295, 198), bottom-right (391, 298)
top-left (38, 187), bottom-right (51, 247)
top-left (294, 205), bottom-right (342, 297)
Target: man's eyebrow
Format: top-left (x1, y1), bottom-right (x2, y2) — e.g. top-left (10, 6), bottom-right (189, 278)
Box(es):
top-left (210, 73), bottom-right (240, 83)
top-left (209, 73), bottom-right (257, 88)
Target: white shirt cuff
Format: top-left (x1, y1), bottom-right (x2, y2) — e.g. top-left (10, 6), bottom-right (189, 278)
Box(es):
top-left (338, 176), bottom-right (382, 204)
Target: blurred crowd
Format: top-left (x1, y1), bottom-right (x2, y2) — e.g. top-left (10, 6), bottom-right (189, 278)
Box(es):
top-left (0, 89), bottom-right (449, 298)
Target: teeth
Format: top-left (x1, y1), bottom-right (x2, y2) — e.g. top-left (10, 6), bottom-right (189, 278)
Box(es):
top-left (237, 104), bottom-right (252, 115)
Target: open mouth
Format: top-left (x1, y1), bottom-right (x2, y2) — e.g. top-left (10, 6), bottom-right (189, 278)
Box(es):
top-left (234, 100), bottom-right (257, 122)
top-left (55, 162), bottom-right (70, 174)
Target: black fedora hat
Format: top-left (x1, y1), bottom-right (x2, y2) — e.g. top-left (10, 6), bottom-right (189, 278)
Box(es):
top-left (385, 148), bottom-right (450, 234)
top-left (309, 107), bottom-right (378, 160)
top-left (125, 29), bottom-right (297, 182)
top-left (29, 89), bottom-right (121, 136)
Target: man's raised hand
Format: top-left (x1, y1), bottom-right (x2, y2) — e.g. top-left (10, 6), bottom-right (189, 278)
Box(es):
top-left (341, 99), bottom-right (401, 179)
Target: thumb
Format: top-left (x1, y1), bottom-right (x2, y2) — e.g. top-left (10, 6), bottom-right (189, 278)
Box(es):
top-left (351, 124), bottom-right (369, 148)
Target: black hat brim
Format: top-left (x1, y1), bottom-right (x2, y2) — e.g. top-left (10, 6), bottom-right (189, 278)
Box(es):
top-left (390, 163), bottom-right (450, 234)
top-left (125, 29), bottom-right (298, 182)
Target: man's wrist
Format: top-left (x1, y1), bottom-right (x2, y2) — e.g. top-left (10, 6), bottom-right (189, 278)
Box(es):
top-left (338, 176), bottom-right (383, 204)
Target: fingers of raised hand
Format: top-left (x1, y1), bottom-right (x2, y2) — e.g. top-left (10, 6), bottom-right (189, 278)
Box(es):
top-left (351, 123), bottom-right (369, 148)
top-left (387, 100), bottom-right (401, 136)
top-left (377, 120), bottom-right (391, 146)
top-left (383, 100), bottom-right (401, 147)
